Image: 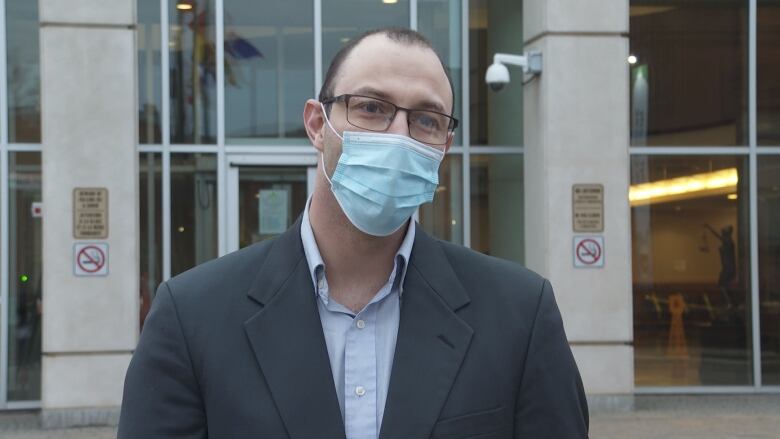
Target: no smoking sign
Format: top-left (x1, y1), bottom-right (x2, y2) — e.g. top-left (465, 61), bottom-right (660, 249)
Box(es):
top-left (573, 236), bottom-right (604, 268)
top-left (74, 243), bottom-right (109, 276)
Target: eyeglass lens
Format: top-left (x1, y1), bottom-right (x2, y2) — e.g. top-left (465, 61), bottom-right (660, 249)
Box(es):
top-left (345, 95), bottom-right (451, 145)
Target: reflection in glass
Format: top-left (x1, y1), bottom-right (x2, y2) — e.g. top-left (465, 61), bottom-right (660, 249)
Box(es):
top-left (758, 0), bottom-right (780, 145)
top-left (238, 167), bottom-right (308, 249)
top-left (629, 1), bottom-right (747, 146)
top-left (759, 157), bottom-right (780, 383)
top-left (171, 153), bottom-right (218, 276)
top-left (419, 155), bottom-right (463, 244)
top-left (170, 0), bottom-right (217, 144)
top-left (322, 0), bottom-right (408, 78)
top-left (470, 154), bottom-right (523, 263)
top-left (8, 152), bottom-right (42, 401)
top-left (6, 0), bottom-right (41, 143)
top-left (469, 0), bottom-right (522, 146)
top-left (631, 156), bottom-right (752, 386)
top-left (138, 0), bottom-right (162, 143)
top-left (139, 153), bottom-right (162, 330)
top-left (224, 0), bottom-right (313, 144)
top-left (418, 0), bottom-right (462, 145)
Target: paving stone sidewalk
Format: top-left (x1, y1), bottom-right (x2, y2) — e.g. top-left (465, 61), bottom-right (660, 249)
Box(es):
top-left (1, 395), bottom-right (778, 439)
top-left (590, 395), bottom-right (780, 439)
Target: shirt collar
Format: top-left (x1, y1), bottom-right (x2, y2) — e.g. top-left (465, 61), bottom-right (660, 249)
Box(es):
top-left (300, 196), bottom-right (415, 297)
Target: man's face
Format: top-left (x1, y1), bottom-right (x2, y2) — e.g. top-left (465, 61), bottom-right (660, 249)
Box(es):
top-left (314, 34), bottom-right (454, 177)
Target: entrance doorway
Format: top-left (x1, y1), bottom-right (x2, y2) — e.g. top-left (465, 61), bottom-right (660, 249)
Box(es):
top-left (226, 155), bottom-right (317, 253)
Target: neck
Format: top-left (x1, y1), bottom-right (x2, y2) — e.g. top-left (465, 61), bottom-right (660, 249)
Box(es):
top-left (309, 171), bottom-right (407, 311)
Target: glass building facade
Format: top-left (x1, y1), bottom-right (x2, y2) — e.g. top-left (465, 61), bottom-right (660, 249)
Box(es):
top-left (0, 0), bottom-right (778, 409)
top-left (629, 0), bottom-right (780, 387)
top-left (134, 0), bottom-right (525, 308)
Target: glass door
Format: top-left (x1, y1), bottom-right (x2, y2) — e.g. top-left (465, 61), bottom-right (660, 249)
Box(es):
top-left (226, 155), bottom-right (316, 253)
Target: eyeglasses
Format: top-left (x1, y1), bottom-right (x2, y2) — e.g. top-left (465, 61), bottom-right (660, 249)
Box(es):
top-left (321, 94), bottom-right (458, 146)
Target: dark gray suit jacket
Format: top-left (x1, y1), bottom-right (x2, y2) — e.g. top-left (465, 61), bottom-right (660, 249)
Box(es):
top-left (118, 218), bottom-right (588, 438)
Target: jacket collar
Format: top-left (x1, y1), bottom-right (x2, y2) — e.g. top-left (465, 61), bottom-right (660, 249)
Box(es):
top-left (378, 227), bottom-right (473, 438)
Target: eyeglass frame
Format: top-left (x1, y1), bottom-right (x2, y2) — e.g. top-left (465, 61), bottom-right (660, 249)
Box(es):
top-left (320, 94), bottom-right (459, 145)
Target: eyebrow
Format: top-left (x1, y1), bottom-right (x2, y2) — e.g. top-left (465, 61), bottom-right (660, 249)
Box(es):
top-left (351, 86), bottom-right (447, 114)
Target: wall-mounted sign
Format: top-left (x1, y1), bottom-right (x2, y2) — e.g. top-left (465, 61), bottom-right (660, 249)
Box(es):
top-left (572, 184), bottom-right (604, 233)
top-left (259, 189), bottom-right (289, 235)
top-left (73, 242), bottom-right (109, 276)
top-left (74, 188), bottom-right (108, 239)
top-left (574, 236), bottom-right (604, 268)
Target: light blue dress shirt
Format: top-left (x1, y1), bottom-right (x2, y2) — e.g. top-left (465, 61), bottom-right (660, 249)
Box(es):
top-left (300, 199), bottom-right (415, 439)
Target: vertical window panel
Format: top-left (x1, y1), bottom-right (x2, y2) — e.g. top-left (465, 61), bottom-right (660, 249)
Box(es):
top-left (7, 152), bottom-right (42, 401)
top-left (629, 1), bottom-right (748, 146)
top-left (170, 0), bottom-right (217, 144)
top-left (6, 0), bottom-right (41, 143)
top-left (631, 155), bottom-right (752, 386)
top-left (419, 154), bottom-right (463, 244)
top-left (418, 0), bottom-right (462, 145)
top-left (468, 0), bottom-right (522, 146)
top-left (758, 156), bottom-right (780, 384)
top-left (758, 0), bottom-right (780, 145)
top-left (171, 153), bottom-right (218, 276)
top-left (138, 0), bottom-right (163, 144)
top-left (139, 152), bottom-right (162, 330)
top-left (470, 154), bottom-right (523, 263)
top-left (224, 0), bottom-right (314, 144)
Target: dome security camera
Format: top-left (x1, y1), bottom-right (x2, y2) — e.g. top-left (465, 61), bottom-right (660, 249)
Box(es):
top-left (485, 63), bottom-right (510, 92)
top-left (484, 52), bottom-right (543, 92)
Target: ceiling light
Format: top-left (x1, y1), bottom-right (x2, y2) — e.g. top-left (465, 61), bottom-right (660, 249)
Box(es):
top-left (629, 168), bottom-right (738, 206)
top-left (727, 193), bottom-right (738, 200)
top-left (383, 0), bottom-right (399, 3)
top-left (628, 55), bottom-right (637, 65)
top-left (177, 1), bottom-right (193, 11)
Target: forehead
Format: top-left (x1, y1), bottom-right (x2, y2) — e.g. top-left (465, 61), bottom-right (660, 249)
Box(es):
top-left (332, 34), bottom-right (453, 113)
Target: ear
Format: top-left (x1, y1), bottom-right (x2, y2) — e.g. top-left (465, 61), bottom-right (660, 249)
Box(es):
top-left (303, 99), bottom-right (326, 153)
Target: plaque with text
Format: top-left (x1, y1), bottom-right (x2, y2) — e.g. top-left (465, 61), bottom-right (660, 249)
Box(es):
top-left (572, 184), bottom-right (603, 233)
top-left (73, 188), bottom-right (108, 239)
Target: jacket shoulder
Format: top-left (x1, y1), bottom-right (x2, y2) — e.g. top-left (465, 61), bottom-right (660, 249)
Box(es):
top-left (164, 238), bottom-right (275, 307)
top-left (433, 238), bottom-right (549, 313)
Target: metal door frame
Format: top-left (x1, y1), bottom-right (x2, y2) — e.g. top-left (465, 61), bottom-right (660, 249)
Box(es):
top-left (225, 153), bottom-right (317, 253)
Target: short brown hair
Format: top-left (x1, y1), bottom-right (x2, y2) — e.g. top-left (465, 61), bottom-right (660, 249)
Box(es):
top-left (318, 27), bottom-right (455, 114)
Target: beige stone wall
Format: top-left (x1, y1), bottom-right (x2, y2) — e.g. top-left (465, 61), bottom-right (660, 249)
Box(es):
top-left (40, 0), bottom-right (137, 415)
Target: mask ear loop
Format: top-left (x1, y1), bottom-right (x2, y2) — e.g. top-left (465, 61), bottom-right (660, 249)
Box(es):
top-left (320, 102), bottom-right (344, 140)
top-left (320, 150), bottom-right (333, 187)
top-left (319, 102), bottom-right (342, 187)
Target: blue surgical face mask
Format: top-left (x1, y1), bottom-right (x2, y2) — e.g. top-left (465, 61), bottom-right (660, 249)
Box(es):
top-left (320, 103), bottom-right (445, 236)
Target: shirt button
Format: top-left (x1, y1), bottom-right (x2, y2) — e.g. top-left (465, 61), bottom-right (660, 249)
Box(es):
top-left (356, 319), bottom-right (366, 329)
top-left (355, 386), bottom-right (366, 397)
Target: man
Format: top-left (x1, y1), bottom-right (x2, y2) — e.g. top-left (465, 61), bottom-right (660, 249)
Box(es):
top-left (119, 27), bottom-right (588, 438)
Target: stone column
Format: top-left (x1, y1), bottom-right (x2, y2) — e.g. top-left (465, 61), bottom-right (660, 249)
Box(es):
top-left (39, 0), bottom-right (137, 426)
top-left (522, 0), bottom-right (634, 410)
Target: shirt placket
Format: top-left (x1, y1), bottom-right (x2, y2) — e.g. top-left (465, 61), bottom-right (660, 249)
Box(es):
top-left (344, 305), bottom-right (377, 439)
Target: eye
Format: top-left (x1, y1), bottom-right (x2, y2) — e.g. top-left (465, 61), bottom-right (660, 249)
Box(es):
top-left (414, 112), bottom-right (442, 131)
top-left (363, 102), bottom-right (381, 113)
top-left (354, 99), bottom-right (388, 115)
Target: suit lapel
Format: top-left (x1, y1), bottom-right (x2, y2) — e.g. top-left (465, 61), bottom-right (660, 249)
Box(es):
top-left (379, 227), bottom-right (473, 439)
top-left (243, 218), bottom-right (346, 439)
